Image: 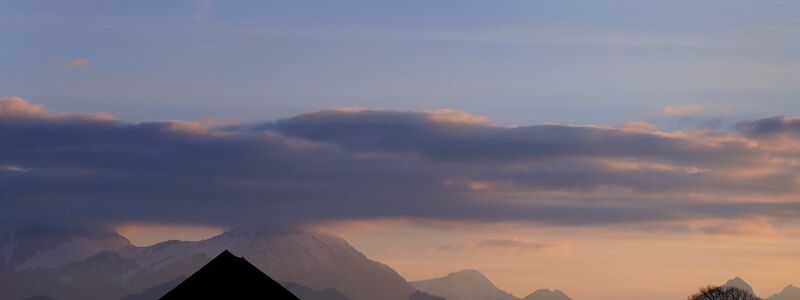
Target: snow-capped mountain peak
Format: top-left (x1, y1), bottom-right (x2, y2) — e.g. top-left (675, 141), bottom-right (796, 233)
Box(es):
top-left (0, 226), bottom-right (417, 300)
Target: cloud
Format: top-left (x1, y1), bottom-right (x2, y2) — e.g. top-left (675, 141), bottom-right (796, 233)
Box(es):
top-left (435, 237), bottom-right (553, 255)
top-left (0, 96), bottom-right (114, 121)
top-left (426, 109), bottom-right (491, 125)
top-left (68, 58), bottom-right (92, 67)
top-left (0, 96), bottom-right (44, 118)
top-left (699, 219), bottom-right (778, 237)
top-left (263, 109), bottom-right (759, 169)
top-left (0, 165), bottom-right (30, 172)
top-left (2, 99), bottom-right (800, 235)
top-left (473, 238), bottom-right (551, 251)
top-left (735, 116), bottom-right (800, 139)
top-left (662, 104), bottom-right (703, 117)
top-left (619, 120), bottom-right (659, 132)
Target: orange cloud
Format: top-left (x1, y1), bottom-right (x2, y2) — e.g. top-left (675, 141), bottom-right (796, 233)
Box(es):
top-left (699, 219), bottom-right (778, 237)
top-left (663, 104), bottom-right (703, 117)
top-left (68, 58), bottom-right (92, 67)
top-left (0, 96), bottom-right (116, 121)
top-left (50, 112), bottom-right (116, 121)
top-left (0, 96), bottom-right (45, 117)
top-left (619, 120), bottom-right (660, 132)
top-left (427, 109), bottom-right (491, 125)
top-left (436, 237), bottom-right (558, 255)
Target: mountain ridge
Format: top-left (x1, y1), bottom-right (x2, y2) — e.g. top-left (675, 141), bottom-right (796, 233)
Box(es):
top-left (766, 284), bottom-right (800, 300)
top-left (720, 277), bottom-right (800, 300)
top-left (0, 226), bottom-right (415, 300)
top-left (413, 269), bottom-right (571, 300)
top-left (725, 277), bottom-right (755, 294)
top-left (523, 289), bottom-right (572, 300)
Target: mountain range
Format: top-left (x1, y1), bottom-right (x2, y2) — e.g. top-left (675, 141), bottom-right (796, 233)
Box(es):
top-left (0, 226), bottom-right (414, 300)
top-left (721, 277), bottom-right (800, 300)
top-left (412, 269), bottom-right (572, 300)
top-left (5, 225), bottom-right (796, 300)
top-left (767, 285), bottom-right (800, 300)
top-left (0, 226), bottom-right (571, 300)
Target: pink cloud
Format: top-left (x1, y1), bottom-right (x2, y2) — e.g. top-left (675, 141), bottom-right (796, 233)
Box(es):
top-left (68, 58), bottom-right (92, 67)
top-left (662, 104), bottom-right (702, 117)
top-left (427, 109), bottom-right (491, 125)
top-left (0, 96), bottom-right (45, 117)
top-left (436, 237), bottom-right (555, 255)
top-left (0, 96), bottom-right (116, 121)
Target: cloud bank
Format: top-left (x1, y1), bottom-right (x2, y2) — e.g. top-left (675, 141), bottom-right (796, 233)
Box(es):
top-left (2, 97), bottom-right (799, 233)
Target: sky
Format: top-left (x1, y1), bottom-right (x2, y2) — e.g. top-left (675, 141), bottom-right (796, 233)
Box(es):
top-left (3, 1), bottom-right (800, 299)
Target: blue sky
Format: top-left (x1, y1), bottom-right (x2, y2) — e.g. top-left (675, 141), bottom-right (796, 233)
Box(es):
top-left (3, 0), bottom-right (800, 127)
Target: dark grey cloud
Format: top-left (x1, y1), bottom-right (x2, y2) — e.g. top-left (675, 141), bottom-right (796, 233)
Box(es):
top-left (2, 99), bottom-right (799, 231)
top-left (265, 110), bottom-right (760, 168)
top-left (735, 116), bottom-right (800, 139)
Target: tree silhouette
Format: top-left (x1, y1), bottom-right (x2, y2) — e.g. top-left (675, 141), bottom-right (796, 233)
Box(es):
top-left (688, 286), bottom-right (761, 300)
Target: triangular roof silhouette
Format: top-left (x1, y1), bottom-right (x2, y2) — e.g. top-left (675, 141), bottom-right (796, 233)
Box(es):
top-left (160, 250), bottom-right (300, 299)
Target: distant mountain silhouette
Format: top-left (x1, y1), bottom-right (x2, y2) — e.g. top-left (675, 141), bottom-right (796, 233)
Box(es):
top-left (725, 277), bottom-right (755, 295)
top-left (160, 250), bottom-right (299, 299)
top-left (413, 269), bottom-right (573, 300)
top-left (409, 291), bottom-right (447, 300)
top-left (522, 289), bottom-right (572, 300)
top-left (766, 285), bottom-right (800, 300)
top-left (412, 269), bottom-right (516, 300)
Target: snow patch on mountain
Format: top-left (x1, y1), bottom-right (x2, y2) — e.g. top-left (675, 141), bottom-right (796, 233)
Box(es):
top-left (15, 235), bottom-right (131, 270)
top-left (1, 226), bottom-right (413, 300)
top-left (117, 228), bottom-right (415, 300)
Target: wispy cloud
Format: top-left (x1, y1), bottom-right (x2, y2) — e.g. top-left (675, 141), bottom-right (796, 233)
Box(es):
top-left (67, 58), bottom-right (92, 67)
top-left (662, 104), bottom-right (703, 117)
top-left (0, 165), bottom-right (30, 173)
top-left (436, 237), bottom-right (554, 255)
top-left (474, 238), bottom-right (551, 251)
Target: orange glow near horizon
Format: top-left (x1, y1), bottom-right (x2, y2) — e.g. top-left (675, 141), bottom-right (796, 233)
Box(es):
top-left (114, 223), bottom-right (225, 247)
top-left (110, 219), bottom-right (800, 300)
top-left (314, 219), bottom-right (800, 300)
